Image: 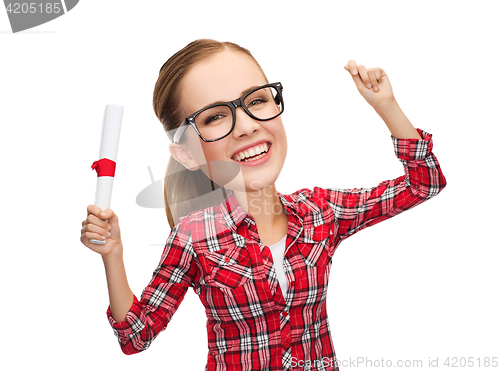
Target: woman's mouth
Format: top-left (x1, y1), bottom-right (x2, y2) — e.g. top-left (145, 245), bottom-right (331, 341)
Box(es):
top-left (232, 142), bottom-right (270, 162)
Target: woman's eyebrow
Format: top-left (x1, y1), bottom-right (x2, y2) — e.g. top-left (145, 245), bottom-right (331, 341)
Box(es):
top-left (203, 85), bottom-right (261, 107)
top-left (240, 85), bottom-right (260, 96)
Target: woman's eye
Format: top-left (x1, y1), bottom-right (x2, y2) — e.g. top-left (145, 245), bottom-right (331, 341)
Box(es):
top-left (248, 98), bottom-right (268, 107)
top-left (205, 114), bottom-right (223, 125)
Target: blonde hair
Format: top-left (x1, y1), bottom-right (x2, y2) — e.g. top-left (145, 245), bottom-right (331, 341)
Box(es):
top-left (152, 39), bottom-right (267, 228)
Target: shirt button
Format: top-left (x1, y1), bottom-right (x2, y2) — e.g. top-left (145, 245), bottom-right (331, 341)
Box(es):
top-left (282, 311), bottom-right (288, 317)
top-left (224, 256), bottom-right (230, 262)
top-left (290, 281), bottom-right (295, 287)
top-left (283, 340), bottom-right (290, 348)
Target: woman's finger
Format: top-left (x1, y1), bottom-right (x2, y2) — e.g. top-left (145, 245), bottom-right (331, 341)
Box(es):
top-left (357, 65), bottom-right (371, 88)
top-left (346, 60), bottom-right (367, 91)
top-left (346, 59), bottom-right (358, 75)
top-left (87, 204), bottom-right (103, 218)
top-left (367, 68), bottom-right (379, 92)
top-left (88, 214), bottom-right (111, 230)
top-left (82, 222), bottom-right (111, 239)
top-left (82, 230), bottom-right (107, 243)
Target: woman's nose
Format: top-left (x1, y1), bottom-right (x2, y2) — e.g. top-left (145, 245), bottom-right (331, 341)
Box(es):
top-left (232, 107), bottom-right (260, 138)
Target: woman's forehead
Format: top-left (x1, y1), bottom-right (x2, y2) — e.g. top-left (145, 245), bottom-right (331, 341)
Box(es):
top-left (179, 51), bottom-right (268, 112)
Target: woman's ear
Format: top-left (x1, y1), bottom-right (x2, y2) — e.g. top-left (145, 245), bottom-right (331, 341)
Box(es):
top-left (169, 143), bottom-right (201, 171)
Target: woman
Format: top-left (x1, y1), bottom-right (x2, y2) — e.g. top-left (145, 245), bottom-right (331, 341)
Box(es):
top-left (81, 39), bottom-right (446, 371)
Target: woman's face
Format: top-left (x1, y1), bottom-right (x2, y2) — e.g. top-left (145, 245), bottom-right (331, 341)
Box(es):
top-left (171, 50), bottom-right (288, 192)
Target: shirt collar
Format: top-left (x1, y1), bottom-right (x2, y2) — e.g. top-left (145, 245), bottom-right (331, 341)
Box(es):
top-left (276, 190), bottom-right (303, 219)
top-left (217, 189), bottom-right (251, 232)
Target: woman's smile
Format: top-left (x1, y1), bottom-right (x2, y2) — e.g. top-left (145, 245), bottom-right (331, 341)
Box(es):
top-left (231, 141), bottom-right (271, 164)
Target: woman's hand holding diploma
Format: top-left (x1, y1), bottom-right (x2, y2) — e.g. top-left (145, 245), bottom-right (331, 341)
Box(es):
top-left (81, 206), bottom-right (133, 323)
top-left (81, 205), bottom-right (122, 258)
top-left (345, 59), bottom-right (422, 140)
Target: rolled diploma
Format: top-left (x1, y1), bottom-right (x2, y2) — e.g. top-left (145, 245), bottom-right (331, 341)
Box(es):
top-left (90, 104), bottom-right (124, 245)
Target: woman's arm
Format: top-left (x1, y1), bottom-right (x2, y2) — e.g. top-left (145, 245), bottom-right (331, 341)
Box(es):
top-left (311, 63), bottom-right (447, 250)
top-left (105, 219), bottom-right (198, 355)
top-left (102, 248), bottom-right (134, 323)
top-left (81, 207), bottom-right (134, 323)
top-left (314, 127), bottom-right (446, 253)
top-left (82, 205), bottom-right (197, 355)
top-left (374, 100), bottom-right (421, 140)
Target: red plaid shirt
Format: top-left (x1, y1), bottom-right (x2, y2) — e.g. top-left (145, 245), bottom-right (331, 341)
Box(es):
top-left (107, 128), bottom-right (446, 370)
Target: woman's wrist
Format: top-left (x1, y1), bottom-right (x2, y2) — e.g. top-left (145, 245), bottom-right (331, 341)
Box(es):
top-left (373, 98), bottom-right (399, 116)
top-left (101, 243), bottom-right (124, 266)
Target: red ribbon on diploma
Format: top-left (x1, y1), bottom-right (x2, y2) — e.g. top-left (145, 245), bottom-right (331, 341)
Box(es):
top-left (91, 158), bottom-right (116, 177)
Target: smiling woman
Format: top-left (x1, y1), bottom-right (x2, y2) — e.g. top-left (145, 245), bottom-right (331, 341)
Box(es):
top-left (80, 38), bottom-right (447, 371)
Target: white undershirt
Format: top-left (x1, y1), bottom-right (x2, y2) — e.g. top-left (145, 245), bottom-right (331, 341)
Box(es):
top-left (268, 235), bottom-right (288, 296)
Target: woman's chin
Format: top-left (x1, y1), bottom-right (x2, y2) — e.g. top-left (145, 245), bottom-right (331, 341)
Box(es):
top-left (223, 175), bottom-right (278, 194)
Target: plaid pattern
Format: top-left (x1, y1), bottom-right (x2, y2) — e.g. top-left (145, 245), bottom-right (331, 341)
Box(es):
top-left (107, 128), bottom-right (446, 370)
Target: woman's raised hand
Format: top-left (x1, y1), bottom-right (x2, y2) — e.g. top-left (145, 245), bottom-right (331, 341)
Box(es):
top-left (344, 60), bottom-right (396, 109)
top-left (81, 205), bottom-right (123, 258)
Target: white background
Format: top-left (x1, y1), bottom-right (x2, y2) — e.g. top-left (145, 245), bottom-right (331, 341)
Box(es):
top-left (1, 1), bottom-right (499, 370)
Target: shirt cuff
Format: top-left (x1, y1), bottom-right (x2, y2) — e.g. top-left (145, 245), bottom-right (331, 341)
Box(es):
top-left (391, 128), bottom-right (433, 161)
top-left (106, 295), bottom-right (144, 339)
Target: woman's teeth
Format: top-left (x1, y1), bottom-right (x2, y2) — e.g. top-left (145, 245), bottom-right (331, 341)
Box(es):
top-left (233, 143), bottom-right (269, 162)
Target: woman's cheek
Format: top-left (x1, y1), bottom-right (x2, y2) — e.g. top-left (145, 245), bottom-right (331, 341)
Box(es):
top-left (198, 140), bottom-right (225, 164)
top-left (196, 141), bottom-right (243, 187)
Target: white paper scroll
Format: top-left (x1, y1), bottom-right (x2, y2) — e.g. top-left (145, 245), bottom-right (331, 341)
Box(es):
top-left (90, 104), bottom-right (124, 245)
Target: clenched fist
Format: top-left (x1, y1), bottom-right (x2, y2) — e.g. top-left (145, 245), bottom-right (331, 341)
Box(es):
top-left (81, 205), bottom-right (123, 259)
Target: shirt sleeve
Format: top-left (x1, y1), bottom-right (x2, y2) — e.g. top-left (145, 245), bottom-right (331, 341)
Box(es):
top-left (315, 128), bottom-right (447, 244)
top-left (106, 220), bottom-right (198, 355)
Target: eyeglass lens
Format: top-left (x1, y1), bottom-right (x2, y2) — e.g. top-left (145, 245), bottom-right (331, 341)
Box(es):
top-left (194, 85), bottom-right (282, 141)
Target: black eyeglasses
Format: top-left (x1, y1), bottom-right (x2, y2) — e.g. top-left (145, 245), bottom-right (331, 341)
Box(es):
top-left (172, 82), bottom-right (284, 143)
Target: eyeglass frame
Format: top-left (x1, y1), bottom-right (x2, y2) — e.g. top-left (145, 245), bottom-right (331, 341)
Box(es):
top-left (172, 82), bottom-right (284, 143)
